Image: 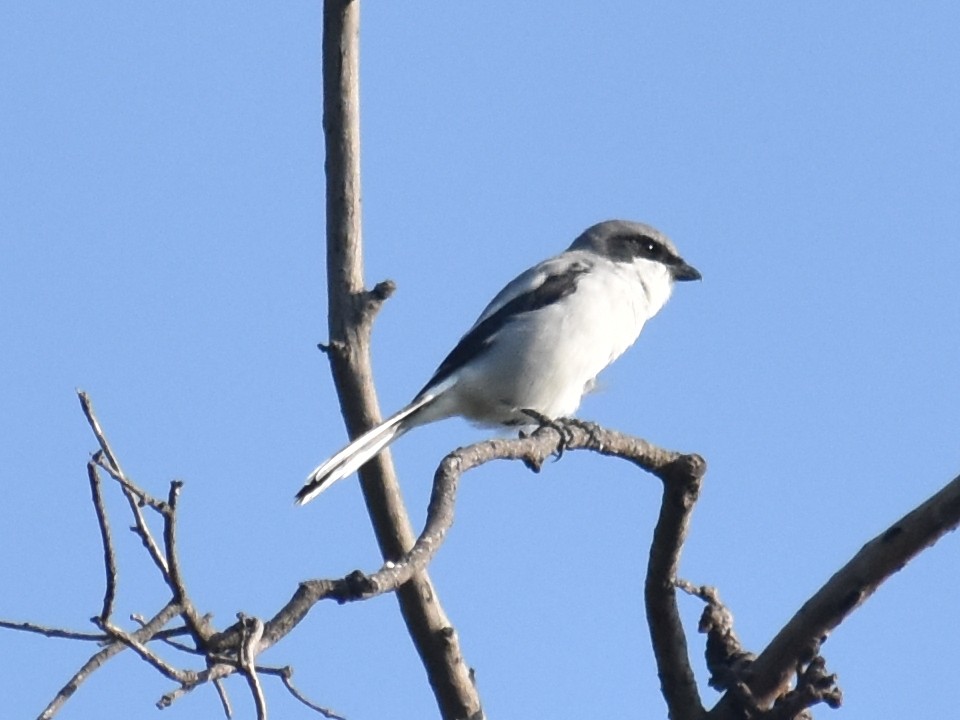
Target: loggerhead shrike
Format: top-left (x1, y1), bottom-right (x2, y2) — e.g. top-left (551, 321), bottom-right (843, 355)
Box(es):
top-left (296, 219), bottom-right (700, 505)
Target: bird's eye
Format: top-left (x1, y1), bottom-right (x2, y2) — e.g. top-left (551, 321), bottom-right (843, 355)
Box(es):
top-left (637, 237), bottom-right (661, 258)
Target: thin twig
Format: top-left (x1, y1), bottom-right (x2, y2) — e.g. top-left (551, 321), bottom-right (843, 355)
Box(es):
top-left (676, 580), bottom-right (755, 693)
top-left (86, 461), bottom-right (118, 622)
top-left (0, 620), bottom-right (106, 642)
top-left (77, 390), bottom-right (121, 472)
top-left (93, 453), bottom-right (167, 512)
top-left (157, 662), bottom-right (237, 710)
top-left (97, 619), bottom-right (198, 684)
top-left (278, 667), bottom-right (348, 719)
top-left (38, 601), bottom-right (181, 720)
top-left (79, 392), bottom-right (169, 576)
top-left (214, 678), bottom-right (234, 718)
top-left (162, 480), bottom-right (212, 643)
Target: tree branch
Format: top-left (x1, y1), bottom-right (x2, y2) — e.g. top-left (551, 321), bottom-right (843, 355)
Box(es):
top-left (86, 461), bottom-right (118, 623)
top-left (743, 472), bottom-right (960, 707)
top-left (37, 602), bottom-right (182, 720)
top-left (709, 472), bottom-right (960, 718)
top-left (320, 1), bottom-right (481, 718)
top-left (646, 455), bottom-right (708, 720)
top-left (81, 392), bottom-right (169, 577)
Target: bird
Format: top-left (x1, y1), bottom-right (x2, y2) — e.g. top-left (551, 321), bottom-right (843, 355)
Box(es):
top-left (296, 219), bottom-right (700, 505)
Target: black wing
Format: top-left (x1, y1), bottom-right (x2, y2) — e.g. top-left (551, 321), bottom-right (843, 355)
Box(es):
top-left (417, 261), bottom-right (590, 397)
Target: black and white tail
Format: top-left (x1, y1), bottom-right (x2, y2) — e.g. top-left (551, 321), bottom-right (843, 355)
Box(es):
top-left (296, 394), bottom-right (436, 505)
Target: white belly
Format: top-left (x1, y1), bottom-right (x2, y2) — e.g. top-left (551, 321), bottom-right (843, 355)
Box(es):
top-left (443, 259), bottom-right (667, 424)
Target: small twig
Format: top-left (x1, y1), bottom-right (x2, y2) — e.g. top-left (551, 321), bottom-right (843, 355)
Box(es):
top-left (38, 601), bottom-right (181, 720)
top-left (157, 662), bottom-right (237, 710)
top-left (214, 678), bottom-right (234, 718)
top-left (86, 461), bottom-right (118, 623)
top-left (81, 402), bottom-right (169, 579)
top-left (77, 390), bottom-right (121, 472)
top-left (129, 615), bottom-right (195, 646)
top-left (96, 618), bottom-right (198, 684)
top-left (0, 619), bottom-right (106, 642)
top-left (162, 480), bottom-right (212, 643)
top-left (79, 394), bottom-right (169, 577)
top-left (363, 279), bottom-right (396, 311)
top-left (93, 453), bottom-right (167, 513)
top-left (765, 656), bottom-right (841, 720)
top-left (676, 580), bottom-right (755, 693)
top-left (278, 666), bottom-right (348, 719)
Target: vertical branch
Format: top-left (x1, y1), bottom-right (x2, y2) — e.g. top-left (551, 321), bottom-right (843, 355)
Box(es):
top-left (87, 461), bottom-right (117, 622)
top-left (320, 2), bottom-right (483, 718)
top-left (645, 455), bottom-right (707, 720)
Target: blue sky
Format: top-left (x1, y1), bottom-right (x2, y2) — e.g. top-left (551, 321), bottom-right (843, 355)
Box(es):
top-left (2, 3), bottom-right (959, 719)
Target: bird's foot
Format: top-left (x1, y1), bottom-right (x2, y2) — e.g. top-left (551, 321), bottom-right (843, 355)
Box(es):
top-left (520, 409), bottom-right (576, 460)
top-left (564, 418), bottom-right (603, 448)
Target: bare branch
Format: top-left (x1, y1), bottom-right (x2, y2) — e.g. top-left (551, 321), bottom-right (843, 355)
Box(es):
top-left (277, 667), bottom-right (348, 720)
top-left (93, 452), bottom-right (167, 513)
top-left (238, 614), bottom-right (267, 720)
top-left (677, 581), bottom-right (755, 696)
top-left (86, 461), bottom-right (119, 622)
top-left (38, 601), bottom-right (182, 720)
top-left (77, 390), bottom-right (121, 472)
top-left (162, 481), bottom-right (214, 644)
top-left (737, 472), bottom-right (960, 709)
top-left (645, 455), bottom-right (708, 720)
top-left (213, 678), bottom-right (234, 718)
top-left (764, 657), bottom-right (842, 720)
top-left (338, 421), bottom-right (693, 598)
top-left (96, 618), bottom-right (198, 684)
top-left (80, 391), bottom-right (169, 576)
top-left (157, 661), bottom-right (238, 710)
top-left (320, 1), bottom-right (481, 718)
top-left (0, 620), bottom-right (105, 642)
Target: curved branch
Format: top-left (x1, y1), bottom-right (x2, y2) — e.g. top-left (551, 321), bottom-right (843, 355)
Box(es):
top-left (646, 455), bottom-right (708, 720)
top-left (256, 423), bottom-right (706, 718)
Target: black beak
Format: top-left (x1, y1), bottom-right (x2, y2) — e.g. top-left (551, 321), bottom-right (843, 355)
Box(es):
top-left (672, 261), bottom-right (701, 282)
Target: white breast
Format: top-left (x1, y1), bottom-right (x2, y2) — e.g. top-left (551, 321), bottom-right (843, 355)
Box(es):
top-left (441, 255), bottom-right (674, 424)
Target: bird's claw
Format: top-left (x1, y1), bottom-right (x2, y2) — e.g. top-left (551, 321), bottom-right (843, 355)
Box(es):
top-left (520, 409), bottom-right (576, 460)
